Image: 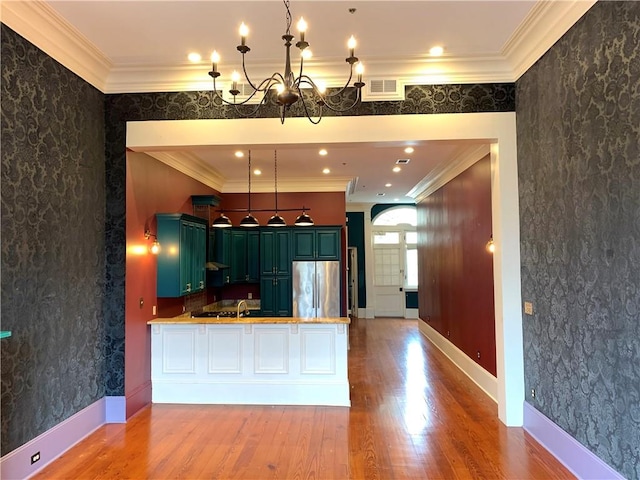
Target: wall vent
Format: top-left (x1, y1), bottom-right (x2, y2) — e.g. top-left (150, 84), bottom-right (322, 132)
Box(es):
top-left (224, 83), bottom-right (263, 104)
top-left (396, 158), bottom-right (411, 165)
top-left (363, 78), bottom-right (404, 101)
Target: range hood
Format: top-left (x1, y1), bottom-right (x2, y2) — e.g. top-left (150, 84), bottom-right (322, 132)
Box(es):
top-left (206, 261), bottom-right (229, 271)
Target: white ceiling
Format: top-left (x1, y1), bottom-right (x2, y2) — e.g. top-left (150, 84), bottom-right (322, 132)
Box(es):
top-left (2, 0), bottom-right (595, 204)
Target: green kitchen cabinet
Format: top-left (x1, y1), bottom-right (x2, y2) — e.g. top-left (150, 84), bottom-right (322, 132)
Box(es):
top-left (292, 227), bottom-right (341, 260)
top-left (260, 229), bottom-right (291, 316)
top-left (156, 213), bottom-right (208, 297)
top-left (229, 230), bottom-right (260, 283)
top-left (260, 275), bottom-right (292, 317)
top-left (260, 229), bottom-right (291, 276)
top-left (246, 230), bottom-right (260, 283)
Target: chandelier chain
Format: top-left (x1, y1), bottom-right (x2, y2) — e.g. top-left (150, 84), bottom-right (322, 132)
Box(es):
top-left (284, 0), bottom-right (292, 36)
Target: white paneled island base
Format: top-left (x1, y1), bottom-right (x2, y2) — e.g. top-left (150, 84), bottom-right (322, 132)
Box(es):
top-left (148, 318), bottom-right (351, 407)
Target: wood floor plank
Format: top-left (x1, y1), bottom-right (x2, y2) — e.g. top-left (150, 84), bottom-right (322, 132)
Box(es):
top-left (32, 318), bottom-right (575, 479)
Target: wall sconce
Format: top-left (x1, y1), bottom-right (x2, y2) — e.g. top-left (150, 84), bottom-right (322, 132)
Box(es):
top-left (144, 230), bottom-right (160, 255)
top-left (486, 235), bottom-right (495, 254)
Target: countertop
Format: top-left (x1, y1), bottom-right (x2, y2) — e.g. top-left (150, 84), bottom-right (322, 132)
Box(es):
top-left (148, 317), bottom-right (350, 325)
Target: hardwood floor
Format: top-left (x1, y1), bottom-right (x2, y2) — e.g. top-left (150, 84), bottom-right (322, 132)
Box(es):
top-left (33, 318), bottom-right (574, 479)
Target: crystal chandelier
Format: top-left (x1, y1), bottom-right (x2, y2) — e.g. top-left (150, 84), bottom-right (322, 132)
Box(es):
top-left (208, 0), bottom-right (365, 124)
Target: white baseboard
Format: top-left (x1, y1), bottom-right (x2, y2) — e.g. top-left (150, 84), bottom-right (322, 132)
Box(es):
top-left (0, 396), bottom-right (126, 480)
top-left (523, 402), bottom-right (624, 480)
top-left (418, 320), bottom-right (497, 401)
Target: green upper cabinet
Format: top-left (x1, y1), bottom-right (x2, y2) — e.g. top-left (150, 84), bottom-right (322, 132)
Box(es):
top-left (156, 213), bottom-right (208, 297)
top-left (246, 230), bottom-right (260, 283)
top-left (260, 229), bottom-right (291, 276)
top-left (292, 227), bottom-right (341, 260)
top-left (229, 229), bottom-right (260, 283)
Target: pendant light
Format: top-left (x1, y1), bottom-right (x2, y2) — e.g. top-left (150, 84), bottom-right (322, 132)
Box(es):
top-left (239, 150), bottom-right (259, 227)
top-left (295, 207), bottom-right (314, 226)
top-left (212, 213), bottom-right (232, 228)
top-left (267, 150), bottom-right (287, 227)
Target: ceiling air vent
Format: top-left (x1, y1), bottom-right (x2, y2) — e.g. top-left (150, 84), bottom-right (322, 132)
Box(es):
top-left (363, 78), bottom-right (404, 101)
top-left (396, 158), bottom-right (411, 165)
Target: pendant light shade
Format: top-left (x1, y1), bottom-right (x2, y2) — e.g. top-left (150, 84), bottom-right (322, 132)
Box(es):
top-left (267, 214), bottom-right (287, 227)
top-left (295, 209), bottom-right (314, 226)
top-left (239, 214), bottom-right (260, 227)
top-left (212, 213), bottom-right (232, 228)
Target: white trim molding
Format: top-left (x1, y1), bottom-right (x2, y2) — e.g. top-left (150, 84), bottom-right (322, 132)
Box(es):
top-left (502, 0), bottom-right (597, 81)
top-left (0, 0), bottom-right (112, 92)
top-left (418, 320), bottom-right (498, 401)
top-left (409, 145), bottom-right (491, 203)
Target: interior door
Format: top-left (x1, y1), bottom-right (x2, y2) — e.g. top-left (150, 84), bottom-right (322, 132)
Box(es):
top-left (373, 231), bottom-right (404, 317)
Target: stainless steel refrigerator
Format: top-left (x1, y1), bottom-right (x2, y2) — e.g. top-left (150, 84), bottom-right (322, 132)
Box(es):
top-left (292, 261), bottom-right (340, 318)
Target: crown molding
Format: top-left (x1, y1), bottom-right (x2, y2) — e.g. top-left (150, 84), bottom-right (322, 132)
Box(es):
top-left (1, 0), bottom-right (112, 92)
top-left (145, 151), bottom-right (226, 191)
top-left (223, 177), bottom-right (353, 194)
top-left (104, 55), bottom-right (517, 94)
top-left (502, 0), bottom-right (597, 81)
top-left (409, 145), bottom-right (491, 203)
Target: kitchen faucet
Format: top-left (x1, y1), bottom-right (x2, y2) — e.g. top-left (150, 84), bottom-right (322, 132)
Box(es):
top-left (237, 300), bottom-right (248, 318)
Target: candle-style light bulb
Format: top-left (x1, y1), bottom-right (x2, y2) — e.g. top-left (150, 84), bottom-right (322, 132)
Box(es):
top-left (239, 22), bottom-right (249, 46)
top-left (231, 70), bottom-right (240, 92)
top-left (356, 62), bottom-right (364, 82)
top-left (211, 50), bottom-right (220, 71)
top-left (297, 17), bottom-right (307, 42)
top-left (347, 35), bottom-right (356, 57)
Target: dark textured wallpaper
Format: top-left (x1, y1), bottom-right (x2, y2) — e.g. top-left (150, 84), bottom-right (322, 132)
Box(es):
top-left (1, 25), bottom-right (106, 455)
top-left (516, 2), bottom-right (640, 478)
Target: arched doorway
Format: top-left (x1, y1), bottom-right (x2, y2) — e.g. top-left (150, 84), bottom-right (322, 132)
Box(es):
top-left (371, 206), bottom-right (417, 318)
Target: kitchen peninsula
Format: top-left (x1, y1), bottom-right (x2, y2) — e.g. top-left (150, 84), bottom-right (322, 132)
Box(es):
top-left (148, 315), bottom-right (351, 407)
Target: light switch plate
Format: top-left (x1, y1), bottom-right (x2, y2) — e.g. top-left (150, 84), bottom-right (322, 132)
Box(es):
top-left (524, 301), bottom-right (533, 315)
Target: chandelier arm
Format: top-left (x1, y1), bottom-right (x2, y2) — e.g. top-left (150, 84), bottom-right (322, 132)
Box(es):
top-left (319, 67), bottom-right (357, 99)
top-left (296, 74), bottom-right (362, 113)
top-left (242, 56), bottom-right (286, 93)
top-left (318, 88), bottom-right (363, 113)
top-left (211, 73), bottom-right (285, 111)
top-left (297, 88), bottom-right (323, 125)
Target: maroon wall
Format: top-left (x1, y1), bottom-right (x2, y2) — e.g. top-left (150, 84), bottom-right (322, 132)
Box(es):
top-left (218, 191), bottom-right (346, 227)
top-left (125, 153), bottom-right (220, 418)
top-left (417, 155), bottom-right (496, 375)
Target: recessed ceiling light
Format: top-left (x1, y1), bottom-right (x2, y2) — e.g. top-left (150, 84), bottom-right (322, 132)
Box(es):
top-left (429, 46), bottom-right (444, 56)
top-left (188, 52), bottom-right (202, 63)
top-left (394, 198), bottom-right (400, 202)
top-left (235, 151), bottom-right (244, 158)
top-left (404, 147), bottom-right (414, 154)
top-left (385, 183), bottom-right (392, 187)
top-left (253, 169), bottom-right (261, 175)
top-left (393, 166), bottom-right (401, 173)
top-left (319, 149), bottom-right (328, 156)
top-left (322, 168), bottom-right (331, 174)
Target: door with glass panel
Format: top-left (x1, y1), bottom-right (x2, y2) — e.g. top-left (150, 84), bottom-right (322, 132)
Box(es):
top-left (373, 231), bottom-right (404, 317)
